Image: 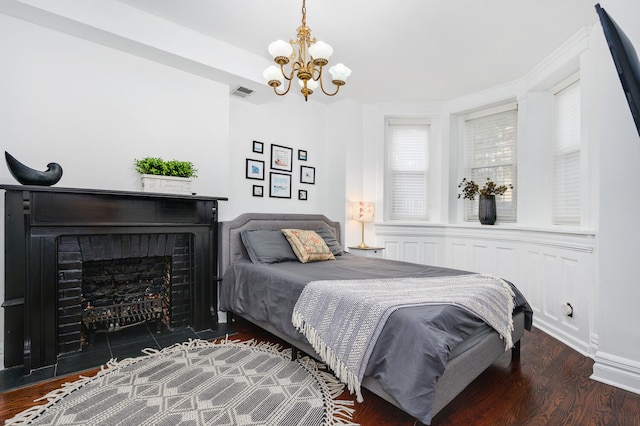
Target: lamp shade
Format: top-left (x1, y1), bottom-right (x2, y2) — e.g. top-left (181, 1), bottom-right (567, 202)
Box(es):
top-left (263, 66), bottom-right (284, 86)
top-left (308, 41), bottom-right (333, 61)
top-left (298, 78), bottom-right (319, 90)
top-left (268, 40), bottom-right (294, 59)
top-left (353, 201), bottom-right (374, 222)
top-left (329, 63), bottom-right (352, 83)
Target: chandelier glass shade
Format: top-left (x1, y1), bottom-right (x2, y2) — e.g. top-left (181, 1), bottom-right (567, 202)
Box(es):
top-left (262, 0), bottom-right (351, 101)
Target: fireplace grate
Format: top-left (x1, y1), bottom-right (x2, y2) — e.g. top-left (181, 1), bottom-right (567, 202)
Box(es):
top-left (82, 296), bottom-right (163, 346)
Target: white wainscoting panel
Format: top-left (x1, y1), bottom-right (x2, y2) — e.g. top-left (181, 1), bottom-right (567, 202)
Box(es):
top-left (422, 241), bottom-right (439, 266)
top-left (523, 249), bottom-right (544, 320)
top-left (375, 224), bottom-right (446, 265)
top-left (375, 223), bottom-right (596, 356)
top-left (403, 241), bottom-right (420, 264)
top-left (472, 244), bottom-right (490, 273)
top-left (450, 243), bottom-right (468, 270)
top-left (496, 246), bottom-right (516, 283)
top-left (384, 241), bottom-right (400, 260)
top-left (542, 254), bottom-right (560, 322)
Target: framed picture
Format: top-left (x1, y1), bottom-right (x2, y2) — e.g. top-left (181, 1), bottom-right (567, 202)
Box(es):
top-left (245, 159), bottom-right (265, 180)
top-left (270, 144), bottom-right (293, 172)
top-left (298, 150), bottom-right (307, 161)
top-left (298, 189), bottom-right (307, 200)
top-left (269, 172), bottom-right (292, 198)
top-left (252, 140), bottom-right (264, 154)
top-left (300, 165), bottom-right (315, 184)
top-left (252, 185), bottom-right (263, 197)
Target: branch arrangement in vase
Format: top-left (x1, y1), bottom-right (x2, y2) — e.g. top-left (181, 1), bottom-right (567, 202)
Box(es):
top-left (457, 177), bottom-right (512, 200)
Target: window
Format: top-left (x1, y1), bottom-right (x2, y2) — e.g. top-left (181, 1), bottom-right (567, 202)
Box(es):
top-left (385, 119), bottom-right (430, 220)
top-left (463, 106), bottom-right (518, 222)
top-left (552, 80), bottom-right (581, 225)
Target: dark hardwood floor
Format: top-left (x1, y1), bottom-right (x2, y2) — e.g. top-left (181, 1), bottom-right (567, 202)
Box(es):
top-left (1, 318), bottom-right (639, 425)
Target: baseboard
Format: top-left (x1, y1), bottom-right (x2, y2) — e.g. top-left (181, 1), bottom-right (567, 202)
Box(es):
top-left (532, 319), bottom-right (592, 357)
top-left (591, 351), bottom-right (640, 395)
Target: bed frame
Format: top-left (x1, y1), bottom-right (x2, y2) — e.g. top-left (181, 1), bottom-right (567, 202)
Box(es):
top-left (219, 213), bottom-right (525, 421)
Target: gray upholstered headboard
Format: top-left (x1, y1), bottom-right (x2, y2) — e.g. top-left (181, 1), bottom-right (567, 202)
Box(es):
top-left (218, 213), bottom-right (341, 276)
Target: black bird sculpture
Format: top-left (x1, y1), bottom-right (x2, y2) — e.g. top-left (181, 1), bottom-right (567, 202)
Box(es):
top-left (5, 151), bottom-right (63, 186)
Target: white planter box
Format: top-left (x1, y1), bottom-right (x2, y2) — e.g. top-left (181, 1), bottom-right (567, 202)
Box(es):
top-left (140, 174), bottom-right (193, 195)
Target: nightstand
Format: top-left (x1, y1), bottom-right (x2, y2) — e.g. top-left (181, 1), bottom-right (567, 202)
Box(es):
top-left (348, 247), bottom-right (385, 258)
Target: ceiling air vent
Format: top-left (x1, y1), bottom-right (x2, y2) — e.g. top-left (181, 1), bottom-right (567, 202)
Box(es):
top-left (231, 86), bottom-right (254, 98)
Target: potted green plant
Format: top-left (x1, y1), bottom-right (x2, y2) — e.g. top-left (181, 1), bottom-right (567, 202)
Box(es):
top-left (134, 157), bottom-right (198, 195)
top-left (458, 177), bottom-right (513, 225)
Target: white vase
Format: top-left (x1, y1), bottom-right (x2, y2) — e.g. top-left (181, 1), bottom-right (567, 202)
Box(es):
top-left (140, 174), bottom-right (193, 195)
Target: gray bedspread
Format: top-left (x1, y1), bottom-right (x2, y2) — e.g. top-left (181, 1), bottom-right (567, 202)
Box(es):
top-left (219, 255), bottom-right (532, 424)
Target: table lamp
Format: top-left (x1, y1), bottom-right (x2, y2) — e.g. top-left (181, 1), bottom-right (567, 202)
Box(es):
top-left (353, 201), bottom-right (374, 248)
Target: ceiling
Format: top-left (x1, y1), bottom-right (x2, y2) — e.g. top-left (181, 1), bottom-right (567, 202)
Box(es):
top-left (115, 0), bottom-right (599, 104)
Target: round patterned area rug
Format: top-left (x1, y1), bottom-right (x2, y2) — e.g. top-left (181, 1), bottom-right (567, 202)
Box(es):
top-left (6, 339), bottom-right (357, 425)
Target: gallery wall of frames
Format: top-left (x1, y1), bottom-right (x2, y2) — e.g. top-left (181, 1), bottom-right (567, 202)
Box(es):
top-left (245, 140), bottom-right (315, 201)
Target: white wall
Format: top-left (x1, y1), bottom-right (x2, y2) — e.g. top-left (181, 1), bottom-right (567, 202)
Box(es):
top-left (0, 14), bottom-right (230, 196)
top-left (0, 13), bottom-right (231, 367)
top-left (227, 96), bottom-right (355, 224)
top-left (591, 0), bottom-right (640, 394)
top-left (327, 99), bottom-right (364, 243)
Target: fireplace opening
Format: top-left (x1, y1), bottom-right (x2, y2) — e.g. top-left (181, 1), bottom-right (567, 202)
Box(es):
top-left (57, 233), bottom-right (193, 357)
top-left (80, 256), bottom-right (171, 347)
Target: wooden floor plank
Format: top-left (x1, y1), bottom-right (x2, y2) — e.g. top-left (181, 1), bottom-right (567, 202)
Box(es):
top-left (1, 319), bottom-right (639, 425)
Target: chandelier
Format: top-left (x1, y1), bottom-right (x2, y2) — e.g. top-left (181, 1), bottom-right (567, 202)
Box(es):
top-left (262, 0), bottom-right (351, 101)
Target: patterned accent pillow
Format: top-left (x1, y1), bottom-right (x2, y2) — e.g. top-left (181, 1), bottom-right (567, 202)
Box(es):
top-left (281, 229), bottom-right (335, 263)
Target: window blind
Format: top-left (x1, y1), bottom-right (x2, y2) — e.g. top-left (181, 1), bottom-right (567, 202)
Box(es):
top-left (463, 108), bottom-right (518, 222)
top-left (553, 80), bottom-right (581, 225)
top-left (386, 120), bottom-right (429, 220)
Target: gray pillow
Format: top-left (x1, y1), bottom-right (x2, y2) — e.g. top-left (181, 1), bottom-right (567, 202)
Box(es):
top-left (315, 228), bottom-right (344, 256)
top-left (240, 230), bottom-right (298, 264)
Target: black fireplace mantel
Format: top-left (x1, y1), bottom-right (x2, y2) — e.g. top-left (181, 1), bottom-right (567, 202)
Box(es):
top-left (1, 184), bottom-right (227, 371)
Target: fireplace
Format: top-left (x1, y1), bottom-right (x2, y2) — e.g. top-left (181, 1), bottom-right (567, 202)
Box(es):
top-left (2, 185), bottom-right (226, 371)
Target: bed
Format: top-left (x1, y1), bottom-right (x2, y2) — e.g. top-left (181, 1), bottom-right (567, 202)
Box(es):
top-left (219, 213), bottom-right (533, 425)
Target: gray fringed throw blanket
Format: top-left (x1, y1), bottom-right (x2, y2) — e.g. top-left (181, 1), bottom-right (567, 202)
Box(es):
top-left (292, 274), bottom-right (515, 402)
